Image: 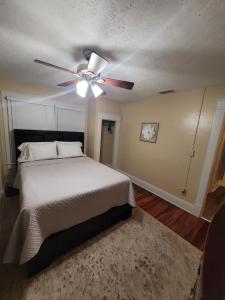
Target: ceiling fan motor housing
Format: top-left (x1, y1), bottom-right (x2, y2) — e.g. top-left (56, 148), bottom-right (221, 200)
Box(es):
top-left (77, 63), bottom-right (97, 81)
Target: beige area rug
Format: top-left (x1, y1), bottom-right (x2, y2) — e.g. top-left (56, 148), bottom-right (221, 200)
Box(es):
top-left (0, 196), bottom-right (201, 300)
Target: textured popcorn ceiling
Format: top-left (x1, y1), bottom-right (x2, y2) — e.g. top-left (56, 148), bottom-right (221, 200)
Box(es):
top-left (0, 0), bottom-right (225, 102)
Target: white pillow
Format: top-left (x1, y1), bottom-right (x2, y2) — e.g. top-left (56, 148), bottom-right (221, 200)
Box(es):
top-left (18, 142), bottom-right (28, 152)
top-left (56, 141), bottom-right (82, 147)
top-left (57, 141), bottom-right (83, 158)
top-left (28, 142), bottom-right (57, 161)
top-left (17, 145), bottom-right (31, 162)
top-left (17, 142), bottom-right (57, 162)
top-left (18, 142), bottom-right (41, 162)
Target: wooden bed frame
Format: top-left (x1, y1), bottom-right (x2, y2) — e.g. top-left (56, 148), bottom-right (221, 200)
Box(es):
top-left (14, 129), bottom-right (132, 276)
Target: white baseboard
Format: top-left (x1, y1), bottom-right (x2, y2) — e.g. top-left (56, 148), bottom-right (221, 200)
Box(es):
top-left (119, 169), bottom-right (201, 217)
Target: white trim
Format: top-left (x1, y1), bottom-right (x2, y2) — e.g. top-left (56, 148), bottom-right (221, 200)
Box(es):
top-left (196, 100), bottom-right (225, 215)
top-left (119, 170), bottom-right (201, 216)
top-left (1, 92), bottom-right (12, 166)
top-left (6, 96), bottom-right (53, 107)
top-left (96, 113), bottom-right (121, 169)
top-left (5, 95), bottom-right (86, 112)
top-left (55, 104), bottom-right (86, 112)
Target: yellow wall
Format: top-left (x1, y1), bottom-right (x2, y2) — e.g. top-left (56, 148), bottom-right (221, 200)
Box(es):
top-left (0, 80), bottom-right (60, 97)
top-left (118, 85), bottom-right (225, 204)
top-left (96, 98), bottom-right (121, 116)
top-left (86, 99), bottom-right (97, 158)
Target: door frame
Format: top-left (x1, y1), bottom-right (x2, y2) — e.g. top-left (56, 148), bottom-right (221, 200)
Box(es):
top-left (96, 113), bottom-right (121, 168)
top-left (196, 100), bottom-right (225, 215)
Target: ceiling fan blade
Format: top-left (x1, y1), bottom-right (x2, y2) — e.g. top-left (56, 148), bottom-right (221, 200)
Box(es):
top-left (34, 59), bottom-right (77, 75)
top-left (87, 52), bottom-right (108, 75)
top-left (57, 79), bottom-right (78, 87)
top-left (99, 78), bottom-right (134, 90)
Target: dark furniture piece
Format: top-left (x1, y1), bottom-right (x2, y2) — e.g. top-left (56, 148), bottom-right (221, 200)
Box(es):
top-left (27, 203), bottom-right (132, 276)
top-left (202, 202), bottom-right (225, 300)
top-left (14, 129), bottom-right (132, 276)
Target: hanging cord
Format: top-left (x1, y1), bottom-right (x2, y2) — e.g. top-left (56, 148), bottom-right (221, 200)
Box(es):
top-left (182, 88), bottom-right (206, 195)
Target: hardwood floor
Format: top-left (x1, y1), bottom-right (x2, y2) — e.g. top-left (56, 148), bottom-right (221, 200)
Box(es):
top-left (134, 184), bottom-right (209, 251)
top-left (202, 186), bottom-right (225, 222)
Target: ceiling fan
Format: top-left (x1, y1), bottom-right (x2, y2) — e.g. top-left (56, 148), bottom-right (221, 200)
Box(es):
top-left (34, 49), bottom-right (134, 98)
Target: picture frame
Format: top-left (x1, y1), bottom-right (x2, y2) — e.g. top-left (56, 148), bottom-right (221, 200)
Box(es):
top-left (140, 122), bottom-right (159, 143)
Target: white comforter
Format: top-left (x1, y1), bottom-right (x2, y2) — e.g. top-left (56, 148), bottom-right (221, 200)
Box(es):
top-left (3, 157), bottom-right (135, 264)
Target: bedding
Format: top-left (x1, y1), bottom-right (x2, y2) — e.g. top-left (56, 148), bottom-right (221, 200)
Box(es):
top-left (17, 142), bottom-right (33, 162)
top-left (17, 141), bottom-right (57, 162)
top-left (18, 141), bottom-right (83, 162)
top-left (4, 157), bottom-right (135, 264)
top-left (29, 142), bottom-right (57, 161)
top-left (17, 149), bottom-right (29, 163)
top-left (57, 141), bottom-right (83, 158)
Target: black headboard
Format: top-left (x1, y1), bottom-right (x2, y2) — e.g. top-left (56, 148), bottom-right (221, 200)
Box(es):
top-left (14, 129), bottom-right (85, 161)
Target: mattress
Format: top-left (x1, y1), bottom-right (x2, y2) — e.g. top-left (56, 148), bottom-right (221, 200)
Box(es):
top-left (3, 157), bottom-right (135, 264)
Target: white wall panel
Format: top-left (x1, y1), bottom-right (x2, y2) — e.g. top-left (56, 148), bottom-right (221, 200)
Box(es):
top-left (2, 95), bottom-right (86, 165)
top-left (10, 100), bottom-right (85, 132)
top-left (46, 105), bottom-right (57, 130)
top-left (11, 101), bottom-right (49, 130)
top-left (57, 108), bottom-right (85, 132)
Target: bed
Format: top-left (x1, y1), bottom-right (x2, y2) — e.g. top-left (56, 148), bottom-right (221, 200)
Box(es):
top-left (3, 129), bottom-right (135, 276)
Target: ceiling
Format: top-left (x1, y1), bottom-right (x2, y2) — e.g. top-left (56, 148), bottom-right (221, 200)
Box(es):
top-left (0, 0), bottom-right (225, 103)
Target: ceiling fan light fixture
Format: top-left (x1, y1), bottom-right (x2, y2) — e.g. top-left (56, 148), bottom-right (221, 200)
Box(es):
top-left (34, 51), bottom-right (135, 94)
top-left (91, 84), bottom-right (103, 98)
top-left (76, 80), bottom-right (88, 98)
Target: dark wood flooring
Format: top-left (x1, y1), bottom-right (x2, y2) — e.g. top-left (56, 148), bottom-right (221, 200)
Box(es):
top-left (134, 184), bottom-right (209, 251)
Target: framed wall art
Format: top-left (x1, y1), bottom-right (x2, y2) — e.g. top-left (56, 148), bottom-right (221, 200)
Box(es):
top-left (140, 122), bottom-right (159, 143)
